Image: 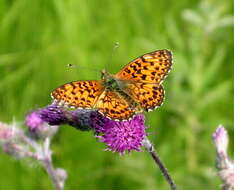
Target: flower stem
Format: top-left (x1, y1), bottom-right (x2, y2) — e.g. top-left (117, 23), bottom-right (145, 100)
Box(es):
top-left (42, 157), bottom-right (62, 190)
top-left (40, 138), bottom-right (65, 190)
top-left (143, 137), bottom-right (177, 190)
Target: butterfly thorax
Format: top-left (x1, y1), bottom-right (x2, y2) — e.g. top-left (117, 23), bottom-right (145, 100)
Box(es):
top-left (102, 70), bottom-right (118, 90)
top-left (102, 70), bottom-right (140, 111)
top-left (102, 70), bottom-right (127, 92)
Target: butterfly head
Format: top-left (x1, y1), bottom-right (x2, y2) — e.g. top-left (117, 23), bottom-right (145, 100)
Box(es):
top-left (101, 69), bottom-right (112, 80)
top-left (101, 69), bottom-right (119, 89)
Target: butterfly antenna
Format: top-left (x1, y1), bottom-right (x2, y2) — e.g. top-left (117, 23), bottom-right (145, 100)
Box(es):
top-left (105, 42), bottom-right (119, 71)
top-left (67, 64), bottom-right (100, 72)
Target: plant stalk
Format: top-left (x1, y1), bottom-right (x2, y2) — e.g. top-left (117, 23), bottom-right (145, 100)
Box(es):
top-left (143, 137), bottom-right (178, 190)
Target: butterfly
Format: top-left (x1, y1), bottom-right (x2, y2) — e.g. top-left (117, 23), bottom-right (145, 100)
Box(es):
top-left (51, 49), bottom-right (172, 121)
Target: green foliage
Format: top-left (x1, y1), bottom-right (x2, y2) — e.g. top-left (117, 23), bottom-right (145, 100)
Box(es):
top-left (0, 0), bottom-right (234, 189)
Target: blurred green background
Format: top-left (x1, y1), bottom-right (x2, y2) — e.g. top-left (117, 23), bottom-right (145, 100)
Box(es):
top-left (0, 0), bottom-right (234, 189)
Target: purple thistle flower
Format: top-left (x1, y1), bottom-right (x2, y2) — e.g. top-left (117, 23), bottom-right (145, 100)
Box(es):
top-left (25, 111), bottom-right (44, 131)
top-left (93, 114), bottom-right (146, 154)
top-left (39, 104), bottom-right (68, 126)
top-left (39, 103), bottom-right (93, 131)
top-left (89, 111), bottom-right (109, 133)
top-left (213, 126), bottom-right (228, 157)
top-left (26, 103), bottom-right (147, 154)
top-left (25, 106), bottom-right (62, 138)
top-left (0, 123), bottom-right (13, 140)
top-left (68, 109), bottom-right (94, 131)
top-left (2, 142), bottom-right (28, 159)
top-left (213, 125), bottom-right (234, 189)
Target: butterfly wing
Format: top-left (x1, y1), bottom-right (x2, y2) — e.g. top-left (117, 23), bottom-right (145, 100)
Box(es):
top-left (123, 82), bottom-right (164, 111)
top-left (114, 49), bottom-right (172, 111)
top-left (51, 80), bottom-right (105, 108)
top-left (94, 90), bottom-right (141, 120)
top-left (115, 49), bottom-right (172, 83)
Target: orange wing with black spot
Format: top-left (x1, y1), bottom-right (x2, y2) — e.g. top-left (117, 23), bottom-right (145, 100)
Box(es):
top-left (115, 49), bottom-right (172, 83)
top-left (123, 82), bottom-right (164, 111)
top-left (51, 80), bottom-right (105, 108)
top-left (94, 90), bottom-right (141, 120)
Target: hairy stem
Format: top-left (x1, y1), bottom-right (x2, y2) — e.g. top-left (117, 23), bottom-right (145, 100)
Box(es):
top-left (40, 138), bottom-right (64, 190)
top-left (143, 137), bottom-right (177, 190)
top-left (42, 157), bottom-right (62, 190)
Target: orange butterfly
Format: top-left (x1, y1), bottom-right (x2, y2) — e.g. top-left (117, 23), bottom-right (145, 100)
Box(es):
top-left (51, 50), bottom-right (172, 120)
